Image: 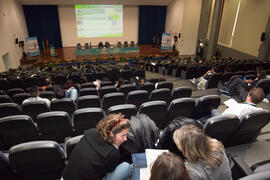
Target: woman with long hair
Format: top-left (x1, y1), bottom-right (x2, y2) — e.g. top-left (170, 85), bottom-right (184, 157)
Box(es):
top-left (149, 152), bottom-right (190, 180)
top-left (63, 113), bottom-right (132, 180)
top-left (173, 125), bottom-right (232, 180)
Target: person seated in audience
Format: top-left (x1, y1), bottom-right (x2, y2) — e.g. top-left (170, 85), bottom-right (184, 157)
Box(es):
top-left (93, 79), bottom-right (102, 90)
top-left (63, 113), bottom-right (132, 180)
top-left (52, 88), bottom-right (66, 101)
top-left (191, 65), bottom-right (217, 90)
top-left (213, 87), bottom-right (265, 120)
top-left (148, 152), bottom-right (190, 180)
top-left (63, 79), bottom-right (78, 101)
top-left (220, 66), bottom-right (266, 101)
top-left (22, 86), bottom-right (50, 108)
top-left (173, 125), bottom-right (232, 180)
top-left (115, 77), bottom-right (126, 91)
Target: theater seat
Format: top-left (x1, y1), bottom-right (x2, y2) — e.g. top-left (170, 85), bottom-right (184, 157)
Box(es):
top-left (120, 84), bottom-right (137, 97)
top-left (139, 101), bottom-right (167, 129)
top-left (126, 90), bottom-right (149, 109)
top-left (171, 87), bottom-right (192, 100)
top-left (7, 88), bottom-right (25, 98)
top-left (51, 98), bottom-right (76, 116)
top-left (79, 87), bottom-right (98, 96)
top-left (65, 135), bottom-right (83, 160)
top-left (167, 98), bottom-right (196, 122)
top-left (72, 108), bottom-right (105, 135)
top-left (205, 73), bottom-right (223, 89)
top-left (9, 141), bottom-right (65, 180)
top-left (149, 88), bottom-right (171, 104)
top-left (0, 115), bottom-right (39, 151)
top-left (77, 95), bottom-right (101, 109)
top-left (156, 81), bottom-right (173, 91)
top-left (192, 95), bottom-right (221, 119)
top-left (80, 82), bottom-right (96, 89)
top-left (0, 151), bottom-right (18, 180)
top-left (99, 86), bottom-right (117, 99)
top-left (39, 91), bottom-right (55, 100)
top-left (0, 103), bottom-right (22, 118)
top-left (140, 82), bottom-right (155, 94)
top-left (0, 95), bottom-right (12, 104)
top-left (227, 111), bottom-right (270, 147)
top-left (203, 114), bottom-right (240, 147)
top-left (107, 104), bottom-right (137, 119)
top-left (37, 111), bottom-right (72, 143)
top-left (12, 93), bottom-right (30, 105)
top-left (102, 92), bottom-right (125, 112)
top-left (22, 101), bottom-right (50, 122)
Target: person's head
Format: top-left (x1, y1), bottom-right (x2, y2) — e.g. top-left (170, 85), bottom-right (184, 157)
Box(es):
top-left (246, 87), bottom-right (265, 104)
top-left (149, 152), bottom-right (190, 180)
top-left (29, 86), bottom-right (39, 97)
top-left (44, 77), bottom-right (52, 86)
top-left (159, 75), bottom-right (166, 82)
top-left (55, 88), bottom-right (66, 99)
top-left (139, 78), bottom-right (145, 86)
top-left (96, 113), bottom-right (130, 147)
top-left (173, 125), bottom-right (224, 169)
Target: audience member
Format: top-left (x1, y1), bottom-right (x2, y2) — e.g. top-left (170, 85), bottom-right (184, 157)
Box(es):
top-left (191, 65), bottom-right (217, 90)
top-left (173, 125), bottom-right (232, 180)
top-left (214, 87), bottom-right (265, 120)
top-left (149, 152), bottom-right (190, 180)
top-left (63, 113), bottom-right (132, 180)
top-left (63, 80), bottom-right (78, 101)
top-left (220, 66), bottom-right (266, 101)
top-left (22, 86), bottom-right (50, 108)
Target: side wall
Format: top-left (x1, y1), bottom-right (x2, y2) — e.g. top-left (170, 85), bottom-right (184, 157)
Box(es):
top-left (0, 0), bottom-right (28, 72)
top-left (58, 5), bottom-right (139, 47)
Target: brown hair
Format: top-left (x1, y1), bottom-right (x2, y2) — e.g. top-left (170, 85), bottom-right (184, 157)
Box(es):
top-left (173, 125), bottom-right (224, 169)
top-left (249, 87), bottom-right (265, 104)
top-left (29, 86), bottom-right (39, 97)
top-left (150, 152), bottom-right (190, 180)
top-left (96, 113), bottom-right (130, 143)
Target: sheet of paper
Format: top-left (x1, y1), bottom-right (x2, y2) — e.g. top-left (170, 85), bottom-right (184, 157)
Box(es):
top-left (145, 149), bottom-right (169, 175)
top-left (224, 98), bottom-right (239, 107)
top-left (139, 168), bottom-right (148, 180)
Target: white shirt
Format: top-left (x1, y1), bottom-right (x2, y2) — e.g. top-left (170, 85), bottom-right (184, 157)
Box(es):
top-left (222, 103), bottom-right (263, 121)
top-left (22, 97), bottom-right (51, 108)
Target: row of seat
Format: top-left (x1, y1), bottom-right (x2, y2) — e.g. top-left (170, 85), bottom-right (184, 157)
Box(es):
top-left (0, 95), bottom-right (222, 151)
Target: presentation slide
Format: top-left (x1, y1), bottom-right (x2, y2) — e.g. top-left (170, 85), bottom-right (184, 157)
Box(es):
top-left (75, 5), bottom-right (123, 38)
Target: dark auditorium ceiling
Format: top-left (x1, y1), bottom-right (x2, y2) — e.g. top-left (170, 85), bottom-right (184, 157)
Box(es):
top-left (19, 0), bottom-right (172, 5)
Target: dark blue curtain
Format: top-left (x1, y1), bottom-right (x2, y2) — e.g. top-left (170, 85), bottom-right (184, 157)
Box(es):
top-left (23, 5), bottom-right (62, 48)
top-left (138, 6), bottom-right (167, 44)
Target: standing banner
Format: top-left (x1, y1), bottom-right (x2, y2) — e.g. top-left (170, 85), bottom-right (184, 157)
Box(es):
top-left (161, 33), bottom-right (172, 50)
top-left (25, 36), bottom-right (40, 57)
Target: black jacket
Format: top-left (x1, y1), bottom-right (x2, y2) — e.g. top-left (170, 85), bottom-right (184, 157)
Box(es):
top-left (63, 128), bottom-right (120, 180)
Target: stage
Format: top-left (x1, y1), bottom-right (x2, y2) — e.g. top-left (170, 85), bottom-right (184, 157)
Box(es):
top-left (20, 44), bottom-right (178, 65)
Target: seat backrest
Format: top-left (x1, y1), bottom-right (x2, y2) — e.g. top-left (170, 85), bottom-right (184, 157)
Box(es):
top-left (79, 87), bottom-right (98, 96)
top-left (9, 141), bottom-right (65, 180)
top-left (100, 81), bottom-right (113, 87)
top-left (149, 88), bottom-right (171, 104)
top-left (107, 104), bottom-right (137, 119)
top-left (53, 74), bottom-right (67, 85)
top-left (22, 101), bottom-right (50, 121)
top-left (39, 91), bottom-right (55, 100)
top-left (222, 72), bottom-right (234, 82)
top-left (102, 92), bottom-right (125, 111)
top-left (171, 87), bottom-right (192, 100)
top-left (73, 108), bottom-right (105, 135)
top-left (184, 65), bottom-right (198, 79)
top-left (0, 115), bottom-right (39, 150)
top-left (126, 90), bottom-right (149, 109)
top-left (65, 135), bottom-right (83, 160)
top-left (0, 103), bottom-right (22, 118)
top-left (0, 95), bottom-right (12, 104)
top-left (228, 111), bottom-right (270, 147)
top-left (7, 88), bottom-right (25, 98)
top-left (204, 114), bottom-right (240, 147)
top-left (167, 98), bottom-right (196, 122)
top-left (77, 95), bottom-right (101, 109)
top-left (8, 78), bottom-right (26, 89)
top-left (147, 78), bottom-right (159, 84)
top-left (51, 98), bottom-right (76, 116)
top-left (120, 84), bottom-right (137, 97)
top-left (37, 111), bottom-right (72, 143)
top-left (0, 79), bottom-right (9, 91)
top-left (139, 101), bottom-right (167, 129)
top-left (80, 82), bottom-right (96, 89)
top-left (12, 93), bottom-right (30, 105)
top-left (255, 79), bottom-right (270, 95)
top-left (156, 81), bottom-right (173, 91)
top-left (0, 151), bottom-right (18, 180)
top-left (99, 86), bottom-right (117, 99)
top-left (139, 82), bottom-right (155, 94)
top-left (193, 95), bottom-right (221, 119)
